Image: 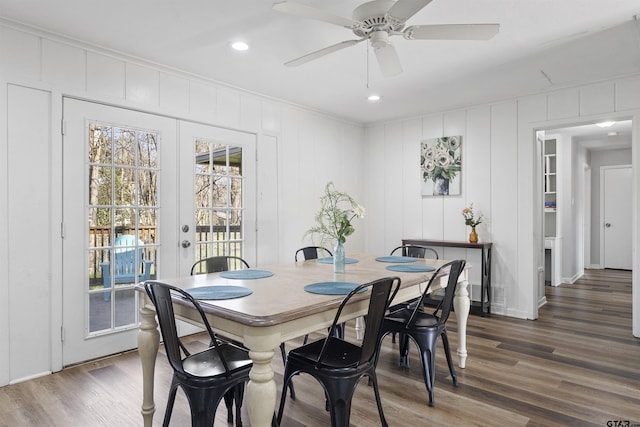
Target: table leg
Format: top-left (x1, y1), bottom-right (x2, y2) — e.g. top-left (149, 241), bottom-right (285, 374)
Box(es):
top-left (453, 278), bottom-right (470, 369)
top-left (354, 316), bottom-right (365, 340)
top-left (138, 307), bottom-right (160, 427)
top-left (247, 349), bottom-right (277, 427)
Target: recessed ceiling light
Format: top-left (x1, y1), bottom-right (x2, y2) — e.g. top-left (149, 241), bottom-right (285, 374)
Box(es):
top-left (367, 94), bottom-right (381, 102)
top-left (596, 121), bottom-right (615, 128)
top-left (608, 132), bottom-right (618, 136)
top-left (231, 41), bottom-right (249, 51)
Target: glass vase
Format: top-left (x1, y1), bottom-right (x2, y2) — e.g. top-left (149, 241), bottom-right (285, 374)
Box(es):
top-left (334, 240), bottom-right (346, 273)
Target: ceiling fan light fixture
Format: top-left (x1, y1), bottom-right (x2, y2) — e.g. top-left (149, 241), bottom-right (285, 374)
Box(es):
top-left (369, 30), bottom-right (390, 49)
top-left (230, 41), bottom-right (249, 51)
top-left (367, 94), bottom-right (382, 102)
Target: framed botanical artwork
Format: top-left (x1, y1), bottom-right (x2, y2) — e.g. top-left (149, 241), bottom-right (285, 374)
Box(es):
top-left (420, 136), bottom-right (462, 196)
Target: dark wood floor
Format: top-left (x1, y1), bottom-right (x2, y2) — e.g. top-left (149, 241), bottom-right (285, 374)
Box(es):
top-left (1, 269), bottom-right (638, 426)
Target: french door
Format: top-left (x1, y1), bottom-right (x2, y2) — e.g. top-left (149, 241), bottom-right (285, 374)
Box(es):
top-left (177, 121), bottom-right (256, 275)
top-left (62, 99), bottom-right (176, 365)
top-left (62, 98), bottom-right (256, 366)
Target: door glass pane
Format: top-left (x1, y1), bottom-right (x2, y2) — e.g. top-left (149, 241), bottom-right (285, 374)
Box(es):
top-left (194, 140), bottom-right (243, 261)
top-left (87, 123), bottom-right (159, 335)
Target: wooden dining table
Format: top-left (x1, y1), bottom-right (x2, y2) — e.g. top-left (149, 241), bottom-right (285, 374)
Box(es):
top-left (136, 253), bottom-right (470, 427)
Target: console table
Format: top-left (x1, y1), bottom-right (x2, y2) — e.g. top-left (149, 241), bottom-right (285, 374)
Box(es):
top-left (403, 239), bottom-right (492, 316)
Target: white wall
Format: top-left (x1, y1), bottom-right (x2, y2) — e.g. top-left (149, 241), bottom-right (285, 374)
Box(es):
top-left (0, 22), bottom-right (364, 384)
top-left (363, 80), bottom-right (640, 325)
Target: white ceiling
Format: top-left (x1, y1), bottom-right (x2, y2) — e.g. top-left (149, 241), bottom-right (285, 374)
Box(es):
top-left (1, 0), bottom-right (639, 124)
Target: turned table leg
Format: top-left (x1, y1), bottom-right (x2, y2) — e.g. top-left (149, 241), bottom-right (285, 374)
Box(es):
top-left (138, 307), bottom-right (160, 427)
top-left (453, 278), bottom-right (470, 368)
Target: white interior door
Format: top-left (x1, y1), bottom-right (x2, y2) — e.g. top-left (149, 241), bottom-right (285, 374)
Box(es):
top-left (178, 121), bottom-right (256, 275)
top-left (62, 98), bottom-right (176, 366)
top-left (602, 165), bottom-right (632, 270)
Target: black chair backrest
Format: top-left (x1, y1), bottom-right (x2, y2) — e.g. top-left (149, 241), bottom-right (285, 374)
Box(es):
top-left (391, 244), bottom-right (439, 260)
top-left (317, 277), bottom-right (401, 367)
top-left (407, 260), bottom-right (466, 327)
top-left (144, 281), bottom-right (231, 376)
top-left (295, 246), bottom-right (332, 262)
top-left (190, 256), bottom-right (250, 275)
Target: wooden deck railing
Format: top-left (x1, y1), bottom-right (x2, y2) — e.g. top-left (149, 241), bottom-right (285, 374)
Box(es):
top-left (88, 225), bottom-right (242, 285)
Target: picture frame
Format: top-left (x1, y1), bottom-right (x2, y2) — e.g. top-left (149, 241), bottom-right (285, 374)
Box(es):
top-left (420, 136), bottom-right (462, 196)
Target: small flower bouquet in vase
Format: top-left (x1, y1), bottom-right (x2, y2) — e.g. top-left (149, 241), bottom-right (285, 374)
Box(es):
top-left (462, 203), bottom-right (483, 243)
top-left (304, 182), bottom-right (365, 273)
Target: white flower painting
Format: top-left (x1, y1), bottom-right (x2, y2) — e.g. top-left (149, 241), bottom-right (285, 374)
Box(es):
top-left (420, 136), bottom-right (462, 196)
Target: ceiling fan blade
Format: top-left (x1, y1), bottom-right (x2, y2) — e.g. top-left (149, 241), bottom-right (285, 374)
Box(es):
top-left (386, 0), bottom-right (433, 23)
top-left (404, 24), bottom-right (500, 40)
top-left (272, 1), bottom-right (362, 29)
top-left (285, 39), bottom-right (365, 67)
top-left (373, 43), bottom-right (402, 77)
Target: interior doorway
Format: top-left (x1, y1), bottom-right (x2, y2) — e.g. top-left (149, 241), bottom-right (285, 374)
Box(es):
top-left (537, 119), bottom-right (633, 296)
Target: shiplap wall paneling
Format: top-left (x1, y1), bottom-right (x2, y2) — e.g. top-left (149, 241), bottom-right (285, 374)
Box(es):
top-left (490, 102), bottom-right (519, 311)
top-left (365, 124), bottom-right (386, 253)
top-left (548, 88), bottom-right (580, 121)
top-left (0, 81), bottom-right (8, 386)
top-left (420, 114), bottom-right (444, 239)
top-left (615, 77), bottom-right (640, 112)
top-left (189, 81), bottom-right (217, 123)
top-left (279, 106), bottom-right (303, 259)
top-left (465, 106), bottom-right (492, 243)
top-left (159, 73), bottom-right (189, 116)
top-left (342, 123), bottom-right (366, 252)
top-left (8, 85), bottom-right (52, 381)
top-left (125, 63), bottom-right (159, 106)
top-left (314, 116), bottom-right (342, 190)
top-left (441, 110), bottom-right (467, 241)
top-left (580, 82), bottom-right (615, 116)
top-left (400, 118), bottom-right (423, 241)
top-left (259, 100), bottom-right (279, 134)
top-left (257, 134), bottom-right (279, 266)
top-left (42, 39), bottom-right (85, 90)
top-left (0, 27), bottom-right (40, 81)
top-left (86, 52), bottom-right (125, 100)
top-left (216, 87), bottom-right (241, 129)
top-left (240, 95), bottom-right (261, 132)
top-left (383, 122), bottom-right (404, 252)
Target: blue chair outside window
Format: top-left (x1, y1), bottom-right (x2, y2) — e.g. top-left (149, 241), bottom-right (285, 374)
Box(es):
top-left (100, 234), bottom-right (153, 301)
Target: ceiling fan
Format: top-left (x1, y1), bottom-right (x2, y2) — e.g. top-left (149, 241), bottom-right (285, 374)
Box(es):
top-left (272, 0), bottom-right (500, 77)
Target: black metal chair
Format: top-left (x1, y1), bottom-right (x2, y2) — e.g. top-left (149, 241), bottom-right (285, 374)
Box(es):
top-left (294, 246), bottom-right (332, 262)
top-left (190, 255), bottom-right (250, 275)
top-left (144, 281), bottom-right (253, 427)
top-left (388, 244), bottom-right (439, 342)
top-left (190, 255), bottom-right (296, 407)
top-left (378, 259), bottom-right (466, 407)
top-left (390, 244), bottom-right (439, 260)
top-left (277, 276), bottom-right (401, 427)
top-left (295, 246), bottom-right (345, 344)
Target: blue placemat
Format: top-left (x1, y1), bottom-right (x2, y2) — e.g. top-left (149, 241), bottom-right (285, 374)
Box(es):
top-left (219, 269), bottom-right (274, 279)
top-left (186, 285), bottom-right (253, 300)
top-left (385, 264), bottom-right (436, 273)
top-left (316, 257), bottom-right (359, 264)
top-left (304, 281), bottom-right (366, 295)
top-left (375, 256), bottom-right (417, 263)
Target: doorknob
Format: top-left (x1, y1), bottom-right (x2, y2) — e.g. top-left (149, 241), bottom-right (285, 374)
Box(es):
top-left (605, 223), bottom-right (611, 228)
top-left (181, 240), bottom-right (191, 248)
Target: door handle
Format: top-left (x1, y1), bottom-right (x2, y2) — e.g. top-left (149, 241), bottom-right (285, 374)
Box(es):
top-left (605, 223), bottom-right (611, 228)
top-left (181, 240), bottom-right (191, 248)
